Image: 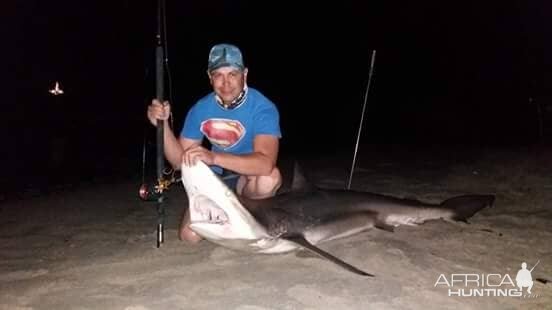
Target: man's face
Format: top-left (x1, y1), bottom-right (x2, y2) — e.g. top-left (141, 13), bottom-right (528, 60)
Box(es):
top-left (208, 66), bottom-right (248, 104)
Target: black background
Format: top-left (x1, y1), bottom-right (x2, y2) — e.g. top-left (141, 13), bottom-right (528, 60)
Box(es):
top-left (8, 0), bottom-right (552, 194)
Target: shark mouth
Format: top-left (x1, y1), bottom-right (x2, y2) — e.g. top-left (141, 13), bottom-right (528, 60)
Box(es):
top-left (190, 195), bottom-right (229, 225)
top-left (188, 194), bottom-right (235, 241)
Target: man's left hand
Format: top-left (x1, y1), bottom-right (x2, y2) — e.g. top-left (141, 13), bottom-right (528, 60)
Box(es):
top-left (182, 145), bottom-right (215, 167)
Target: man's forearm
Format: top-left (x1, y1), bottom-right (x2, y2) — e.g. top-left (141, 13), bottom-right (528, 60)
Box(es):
top-left (213, 152), bottom-right (274, 176)
top-left (162, 121), bottom-right (184, 169)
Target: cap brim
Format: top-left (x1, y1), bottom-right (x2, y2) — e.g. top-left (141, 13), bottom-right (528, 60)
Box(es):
top-left (208, 63), bottom-right (244, 72)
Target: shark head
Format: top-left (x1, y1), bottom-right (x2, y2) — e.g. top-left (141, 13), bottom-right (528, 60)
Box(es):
top-left (180, 161), bottom-right (273, 250)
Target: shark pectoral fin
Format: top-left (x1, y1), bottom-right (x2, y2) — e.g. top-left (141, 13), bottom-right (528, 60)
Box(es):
top-left (284, 235), bottom-right (374, 277)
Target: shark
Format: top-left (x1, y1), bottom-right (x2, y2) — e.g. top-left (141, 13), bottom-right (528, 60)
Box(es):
top-left (180, 160), bottom-right (495, 277)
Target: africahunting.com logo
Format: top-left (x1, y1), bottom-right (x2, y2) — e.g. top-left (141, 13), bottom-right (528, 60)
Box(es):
top-left (434, 260), bottom-right (540, 298)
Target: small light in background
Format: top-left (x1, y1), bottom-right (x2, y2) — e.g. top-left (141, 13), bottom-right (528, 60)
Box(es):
top-left (49, 81), bottom-right (64, 96)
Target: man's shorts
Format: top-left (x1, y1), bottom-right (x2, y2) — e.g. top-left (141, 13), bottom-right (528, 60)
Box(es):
top-left (219, 169), bottom-right (240, 191)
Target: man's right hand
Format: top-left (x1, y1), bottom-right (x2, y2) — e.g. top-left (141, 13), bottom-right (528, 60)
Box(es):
top-left (147, 99), bottom-right (171, 127)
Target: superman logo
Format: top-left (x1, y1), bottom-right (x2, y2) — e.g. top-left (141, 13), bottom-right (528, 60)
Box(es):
top-left (200, 119), bottom-right (246, 149)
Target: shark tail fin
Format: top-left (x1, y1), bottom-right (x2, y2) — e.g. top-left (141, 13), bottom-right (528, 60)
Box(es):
top-left (441, 194), bottom-right (495, 222)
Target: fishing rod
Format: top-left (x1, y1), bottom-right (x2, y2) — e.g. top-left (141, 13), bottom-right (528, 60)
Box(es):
top-left (137, 0), bottom-right (170, 248)
top-left (153, 0), bottom-right (169, 248)
top-left (138, 0), bottom-right (180, 249)
top-left (529, 260), bottom-right (540, 273)
top-left (347, 49), bottom-right (376, 190)
top-left (155, 0), bottom-right (166, 248)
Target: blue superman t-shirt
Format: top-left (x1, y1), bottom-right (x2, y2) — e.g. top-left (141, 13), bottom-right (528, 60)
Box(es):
top-left (180, 87), bottom-right (281, 173)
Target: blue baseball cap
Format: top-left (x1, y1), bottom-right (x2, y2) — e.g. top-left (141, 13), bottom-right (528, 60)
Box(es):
top-left (207, 43), bottom-right (245, 72)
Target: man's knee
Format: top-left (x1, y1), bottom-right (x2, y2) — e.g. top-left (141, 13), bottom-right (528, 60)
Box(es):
top-left (240, 166), bottom-right (282, 199)
top-left (179, 210), bottom-right (202, 244)
top-left (179, 226), bottom-right (202, 244)
top-left (260, 166), bottom-right (282, 193)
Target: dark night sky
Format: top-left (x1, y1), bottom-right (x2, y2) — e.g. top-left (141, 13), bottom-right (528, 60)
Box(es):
top-left (8, 0), bottom-right (552, 192)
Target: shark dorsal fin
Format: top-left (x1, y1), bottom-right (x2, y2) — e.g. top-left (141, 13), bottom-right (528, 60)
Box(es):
top-left (291, 161), bottom-right (316, 192)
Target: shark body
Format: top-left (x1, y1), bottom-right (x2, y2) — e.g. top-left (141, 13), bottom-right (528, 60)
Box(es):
top-left (181, 161), bottom-right (494, 276)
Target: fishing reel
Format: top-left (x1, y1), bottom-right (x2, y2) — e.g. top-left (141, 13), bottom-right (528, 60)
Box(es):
top-left (139, 167), bottom-right (180, 201)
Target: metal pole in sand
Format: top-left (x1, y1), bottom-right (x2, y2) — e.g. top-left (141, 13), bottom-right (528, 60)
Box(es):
top-left (347, 50), bottom-right (376, 190)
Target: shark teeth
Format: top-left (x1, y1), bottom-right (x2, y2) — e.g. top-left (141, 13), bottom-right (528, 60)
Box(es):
top-left (191, 195), bottom-right (229, 224)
